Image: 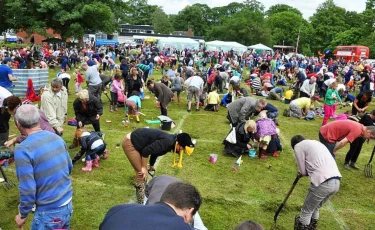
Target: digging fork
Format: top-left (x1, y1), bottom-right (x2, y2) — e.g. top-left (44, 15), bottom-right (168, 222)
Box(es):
top-left (364, 145), bottom-right (375, 178)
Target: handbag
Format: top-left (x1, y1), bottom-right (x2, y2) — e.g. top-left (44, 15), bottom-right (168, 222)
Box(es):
top-left (225, 127), bottom-right (237, 144)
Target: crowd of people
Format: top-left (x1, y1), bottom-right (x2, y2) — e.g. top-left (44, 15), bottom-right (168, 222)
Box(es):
top-left (1, 42), bottom-right (375, 230)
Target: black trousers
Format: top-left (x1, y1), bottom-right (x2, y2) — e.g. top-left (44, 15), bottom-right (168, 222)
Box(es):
top-left (299, 91), bottom-right (310, 98)
top-left (160, 106), bottom-right (167, 116)
top-left (77, 119), bottom-right (101, 132)
top-left (345, 137), bottom-right (365, 164)
top-left (62, 78), bottom-right (70, 93)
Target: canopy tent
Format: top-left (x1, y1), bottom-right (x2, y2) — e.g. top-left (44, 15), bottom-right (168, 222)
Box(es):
top-left (248, 43), bottom-right (273, 51)
top-left (205, 40), bottom-right (247, 53)
top-left (157, 37), bottom-right (199, 50)
top-left (95, 39), bottom-right (118, 46)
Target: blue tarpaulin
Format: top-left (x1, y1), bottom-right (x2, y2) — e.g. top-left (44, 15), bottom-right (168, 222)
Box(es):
top-left (95, 39), bottom-right (118, 46)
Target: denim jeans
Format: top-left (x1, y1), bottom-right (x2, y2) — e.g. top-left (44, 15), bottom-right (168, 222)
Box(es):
top-left (31, 200), bottom-right (73, 230)
top-left (148, 62), bottom-right (153, 76)
top-left (300, 179), bottom-right (340, 225)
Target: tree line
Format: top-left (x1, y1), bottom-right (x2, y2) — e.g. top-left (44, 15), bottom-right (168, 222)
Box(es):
top-left (1, 0), bottom-right (374, 57)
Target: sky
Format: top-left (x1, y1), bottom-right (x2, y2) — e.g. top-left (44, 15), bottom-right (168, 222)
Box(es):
top-left (148, 0), bottom-right (367, 19)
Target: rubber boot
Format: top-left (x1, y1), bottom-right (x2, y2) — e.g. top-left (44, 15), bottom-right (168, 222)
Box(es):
top-left (309, 218), bottom-right (318, 230)
top-left (294, 216), bottom-right (310, 230)
top-left (136, 115), bottom-right (140, 123)
top-left (92, 157), bottom-right (100, 168)
top-left (103, 149), bottom-right (109, 159)
top-left (82, 160), bottom-right (92, 172)
top-left (134, 182), bottom-right (145, 204)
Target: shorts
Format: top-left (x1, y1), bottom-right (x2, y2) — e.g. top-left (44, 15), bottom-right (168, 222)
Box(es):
top-left (187, 86), bottom-right (200, 102)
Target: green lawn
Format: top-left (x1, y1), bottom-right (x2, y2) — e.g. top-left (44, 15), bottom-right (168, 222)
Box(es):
top-left (1, 68), bottom-right (375, 229)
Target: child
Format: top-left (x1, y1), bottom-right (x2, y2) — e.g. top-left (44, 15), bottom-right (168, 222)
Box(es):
top-left (74, 69), bottom-right (83, 93)
top-left (72, 131), bottom-right (109, 172)
top-left (255, 111), bottom-right (278, 159)
top-left (160, 75), bottom-right (172, 88)
top-left (110, 74), bottom-right (124, 112)
top-left (221, 93), bottom-right (233, 107)
top-left (126, 92), bottom-right (142, 123)
top-left (284, 86), bottom-right (294, 104)
top-left (205, 86), bottom-right (220, 112)
top-left (250, 75), bottom-right (261, 94)
top-left (322, 81), bottom-right (342, 126)
top-left (199, 88), bottom-right (208, 107)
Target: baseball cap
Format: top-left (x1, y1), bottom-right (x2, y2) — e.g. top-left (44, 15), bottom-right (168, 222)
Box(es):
top-left (3, 57), bottom-right (14, 64)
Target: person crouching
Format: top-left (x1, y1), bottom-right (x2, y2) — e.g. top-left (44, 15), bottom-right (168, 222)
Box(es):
top-left (72, 131), bottom-right (108, 172)
top-left (122, 128), bottom-right (195, 204)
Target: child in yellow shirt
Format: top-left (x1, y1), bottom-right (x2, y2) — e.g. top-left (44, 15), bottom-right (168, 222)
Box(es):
top-left (284, 86), bottom-right (294, 104)
top-left (205, 86), bottom-right (221, 112)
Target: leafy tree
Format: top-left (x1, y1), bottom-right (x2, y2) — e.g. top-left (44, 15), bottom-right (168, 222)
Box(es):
top-left (6, 0), bottom-right (126, 40)
top-left (0, 0), bottom-right (12, 34)
top-left (243, 0), bottom-right (265, 12)
top-left (266, 11), bottom-right (313, 47)
top-left (344, 11), bottom-right (363, 28)
top-left (221, 2), bottom-right (246, 17)
top-left (151, 8), bottom-right (174, 34)
top-left (359, 32), bottom-right (375, 58)
top-left (330, 28), bottom-right (362, 47)
top-left (207, 9), bottom-right (271, 46)
top-left (172, 5), bottom-right (208, 36)
top-left (126, 0), bottom-right (159, 25)
top-left (310, 0), bottom-right (349, 51)
top-left (266, 4), bottom-right (302, 17)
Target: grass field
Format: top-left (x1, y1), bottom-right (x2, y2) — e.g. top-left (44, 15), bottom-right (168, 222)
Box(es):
top-left (1, 68), bottom-right (375, 230)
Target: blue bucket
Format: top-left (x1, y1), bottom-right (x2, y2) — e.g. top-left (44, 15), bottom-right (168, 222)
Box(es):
top-left (249, 149), bottom-right (256, 158)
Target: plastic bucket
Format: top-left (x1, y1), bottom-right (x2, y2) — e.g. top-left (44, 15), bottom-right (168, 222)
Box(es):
top-left (249, 149), bottom-right (256, 158)
top-left (161, 120), bottom-right (172, 130)
top-left (209, 154), bottom-right (218, 163)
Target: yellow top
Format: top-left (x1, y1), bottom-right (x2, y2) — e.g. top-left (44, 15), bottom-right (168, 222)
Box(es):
top-left (207, 91), bottom-right (221, 104)
top-left (284, 90), bottom-right (294, 100)
top-left (294, 97), bottom-right (311, 109)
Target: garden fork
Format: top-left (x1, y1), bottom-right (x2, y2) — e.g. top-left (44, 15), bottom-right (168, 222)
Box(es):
top-left (364, 145), bottom-right (375, 178)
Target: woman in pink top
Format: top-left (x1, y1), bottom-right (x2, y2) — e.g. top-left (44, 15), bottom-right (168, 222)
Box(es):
top-left (110, 74), bottom-right (124, 112)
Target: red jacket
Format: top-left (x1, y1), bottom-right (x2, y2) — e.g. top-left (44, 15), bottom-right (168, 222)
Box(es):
top-left (207, 72), bottom-right (217, 85)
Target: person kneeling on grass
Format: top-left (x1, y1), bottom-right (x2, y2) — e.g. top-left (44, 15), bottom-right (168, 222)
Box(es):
top-left (255, 111), bottom-right (280, 159)
top-left (291, 135), bottom-right (341, 230)
top-left (71, 131), bottom-right (109, 172)
top-left (223, 120), bottom-right (256, 158)
top-left (204, 86), bottom-right (220, 112)
top-left (284, 96), bottom-right (318, 119)
top-left (100, 181), bottom-right (202, 230)
top-left (122, 128), bottom-right (195, 204)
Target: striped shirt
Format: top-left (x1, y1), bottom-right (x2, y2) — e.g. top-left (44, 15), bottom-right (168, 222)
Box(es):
top-left (136, 64), bottom-right (150, 71)
top-left (15, 130), bottom-right (73, 218)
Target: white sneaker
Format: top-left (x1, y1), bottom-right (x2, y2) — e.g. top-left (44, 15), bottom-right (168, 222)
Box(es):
top-left (0, 178), bottom-right (4, 183)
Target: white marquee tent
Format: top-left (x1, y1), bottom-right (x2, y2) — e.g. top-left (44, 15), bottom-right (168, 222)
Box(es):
top-left (157, 37), bottom-right (199, 50)
top-left (206, 40), bottom-right (247, 53)
top-left (248, 43), bottom-right (273, 51)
